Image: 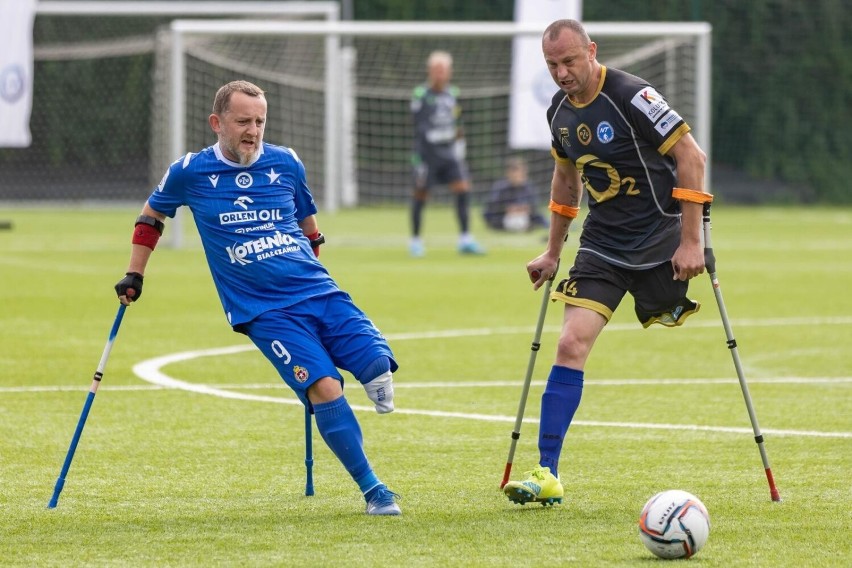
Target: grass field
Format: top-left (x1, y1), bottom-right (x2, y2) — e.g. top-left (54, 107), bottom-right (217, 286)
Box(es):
top-left (1, 205), bottom-right (850, 567)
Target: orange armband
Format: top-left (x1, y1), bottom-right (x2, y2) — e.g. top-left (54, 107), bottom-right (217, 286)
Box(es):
top-left (672, 188), bottom-right (714, 204)
top-left (549, 200), bottom-right (580, 219)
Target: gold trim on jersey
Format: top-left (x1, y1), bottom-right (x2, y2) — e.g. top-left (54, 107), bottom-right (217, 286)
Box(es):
top-left (568, 66), bottom-right (608, 108)
top-left (550, 294), bottom-right (614, 321)
top-left (657, 123), bottom-right (691, 155)
top-left (550, 147), bottom-right (573, 164)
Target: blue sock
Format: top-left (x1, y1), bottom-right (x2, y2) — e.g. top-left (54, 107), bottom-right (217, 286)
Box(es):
top-left (538, 365), bottom-right (584, 478)
top-left (357, 356), bottom-right (391, 385)
top-left (313, 396), bottom-right (380, 495)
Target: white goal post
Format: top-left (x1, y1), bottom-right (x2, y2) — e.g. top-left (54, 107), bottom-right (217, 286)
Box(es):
top-left (167, 19), bottom-right (711, 218)
top-left (17, 9), bottom-right (709, 252)
top-left (32, 2), bottom-right (340, 248)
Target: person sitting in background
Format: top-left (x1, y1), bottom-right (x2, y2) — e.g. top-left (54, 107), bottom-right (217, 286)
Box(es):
top-left (483, 156), bottom-right (549, 232)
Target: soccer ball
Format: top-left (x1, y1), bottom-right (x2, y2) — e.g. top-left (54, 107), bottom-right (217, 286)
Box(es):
top-left (638, 490), bottom-right (710, 559)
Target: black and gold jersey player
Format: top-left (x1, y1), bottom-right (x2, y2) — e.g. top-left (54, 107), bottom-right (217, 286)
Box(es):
top-left (504, 18), bottom-right (713, 506)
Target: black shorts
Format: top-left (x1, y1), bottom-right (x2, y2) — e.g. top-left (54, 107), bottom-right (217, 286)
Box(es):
top-left (551, 252), bottom-right (689, 324)
top-left (414, 155), bottom-right (469, 190)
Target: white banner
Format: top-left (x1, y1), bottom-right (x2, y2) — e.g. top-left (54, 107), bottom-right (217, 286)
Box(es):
top-left (509, 0), bottom-right (582, 150)
top-left (0, 0), bottom-right (36, 147)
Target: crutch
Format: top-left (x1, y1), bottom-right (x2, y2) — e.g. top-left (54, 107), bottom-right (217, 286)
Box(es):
top-left (304, 406), bottom-right (315, 496)
top-left (500, 267), bottom-right (557, 488)
top-left (703, 202), bottom-right (781, 502)
top-left (48, 304), bottom-right (127, 508)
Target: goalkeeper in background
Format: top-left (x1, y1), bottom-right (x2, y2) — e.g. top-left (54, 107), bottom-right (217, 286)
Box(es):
top-left (114, 80), bottom-right (402, 516)
top-left (409, 50), bottom-right (485, 257)
top-left (503, 19), bottom-right (711, 506)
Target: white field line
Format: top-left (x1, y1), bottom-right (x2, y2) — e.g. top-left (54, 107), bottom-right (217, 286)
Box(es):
top-left (384, 315), bottom-right (852, 338)
top-left (13, 379), bottom-right (851, 439)
top-left (121, 344), bottom-right (850, 439)
top-left (7, 375), bottom-right (851, 394)
top-left (135, 364), bottom-right (852, 439)
top-left (11, 378), bottom-right (852, 440)
top-left (10, 317), bottom-right (850, 439)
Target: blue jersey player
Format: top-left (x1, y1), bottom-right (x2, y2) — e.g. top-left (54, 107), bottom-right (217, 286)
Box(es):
top-left (115, 80), bottom-right (401, 515)
top-left (503, 20), bottom-right (713, 506)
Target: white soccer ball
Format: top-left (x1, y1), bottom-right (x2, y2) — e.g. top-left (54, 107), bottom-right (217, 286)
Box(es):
top-left (638, 489), bottom-right (710, 559)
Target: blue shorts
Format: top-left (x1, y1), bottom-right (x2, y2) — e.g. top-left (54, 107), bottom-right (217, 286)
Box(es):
top-left (237, 290), bottom-right (397, 402)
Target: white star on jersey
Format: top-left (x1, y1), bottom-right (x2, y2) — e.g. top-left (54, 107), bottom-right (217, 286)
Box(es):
top-left (266, 168), bottom-right (281, 184)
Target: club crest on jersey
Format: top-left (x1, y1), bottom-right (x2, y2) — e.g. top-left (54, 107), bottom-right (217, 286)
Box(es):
top-left (596, 121), bottom-right (614, 144)
top-left (558, 127), bottom-right (571, 147)
top-left (293, 366), bottom-right (309, 383)
top-left (235, 172), bottom-right (253, 189)
top-left (577, 123), bottom-right (592, 146)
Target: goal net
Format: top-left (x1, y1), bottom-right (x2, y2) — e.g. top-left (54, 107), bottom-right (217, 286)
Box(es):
top-left (3, 12), bottom-right (709, 224)
top-left (163, 20), bottom-right (711, 212)
top-left (0, 2), bottom-right (337, 203)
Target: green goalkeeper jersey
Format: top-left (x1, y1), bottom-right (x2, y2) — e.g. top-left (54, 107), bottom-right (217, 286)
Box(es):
top-left (411, 83), bottom-right (462, 163)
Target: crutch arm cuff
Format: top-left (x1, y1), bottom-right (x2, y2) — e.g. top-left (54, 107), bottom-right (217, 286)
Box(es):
top-left (673, 188), bottom-right (714, 204)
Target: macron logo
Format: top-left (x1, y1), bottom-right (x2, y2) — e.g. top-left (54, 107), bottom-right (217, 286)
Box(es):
top-left (208, 174), bottom-right (219, 188)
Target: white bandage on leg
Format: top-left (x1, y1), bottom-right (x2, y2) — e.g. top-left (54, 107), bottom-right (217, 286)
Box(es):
top-left (363, 370), bottom-right (394, 414)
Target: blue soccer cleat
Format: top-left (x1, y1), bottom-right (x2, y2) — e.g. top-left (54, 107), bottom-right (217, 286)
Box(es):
top-left (458, 240), bottom-right (486, 255)
top-left (409, 239), bottom-right (426, 258)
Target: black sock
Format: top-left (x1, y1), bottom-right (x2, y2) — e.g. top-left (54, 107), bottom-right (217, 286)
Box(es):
top-left (455, 192), bottom-right (469, 234)
top-left (411, 199), bottom-right (425, 237)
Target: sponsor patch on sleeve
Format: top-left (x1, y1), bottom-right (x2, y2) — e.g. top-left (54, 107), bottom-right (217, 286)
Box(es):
top-left (654, 109), bottom-right (683, 137)
top-left (630, 87), bottom-right (671, 123)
